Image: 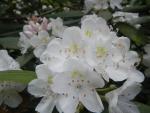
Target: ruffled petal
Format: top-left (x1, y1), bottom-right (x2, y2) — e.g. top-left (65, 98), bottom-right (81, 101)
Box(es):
top-left (80, 89), bottom-right (104, 113)
top-left (4, 90), bottom-right (22, 108)
top-left (28, 79), bottom-right (49, 97)
top-left (36, 95), bottom-right (56, 113)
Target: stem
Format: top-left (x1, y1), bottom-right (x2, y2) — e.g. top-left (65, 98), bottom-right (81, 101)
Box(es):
top-left (97, 85), bottom-right (117, 94)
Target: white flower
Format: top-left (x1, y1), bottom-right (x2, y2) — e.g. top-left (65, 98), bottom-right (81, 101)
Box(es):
top-left (51, 59), bottom-right (105, 113)
top-left (84, 0), bottom-right (123, 12)
top-left (113, 11), bottom-right (139, 23)
top-left (143, 44), bottom-right (150, 77)
top-left (18, 17), bottom-right (52, 56)
top-left (0, 50), bottom-right (25, 108)
top-left (81, 14), bottom-right (111, 41)
top-left (84, 0), bottom-right (109, 11)
top-left (113, 11), bottom-right (141, 28)
top-left (28, 64), bottom-right (63, 113)
top-left (40, 27), bottom-right (87, 72)
top-left (105, 82), bottom-right (141, 113)
top-left (0, 50), bottom-right (20, 71)
top-left (105, 37), bottom-right (144, 82)
top-left (30, 30), bottom-right (54, 57)
top-left (49, 17), bottom-right (66, 38)
top-left (110, 0), bottom-right (123, 9)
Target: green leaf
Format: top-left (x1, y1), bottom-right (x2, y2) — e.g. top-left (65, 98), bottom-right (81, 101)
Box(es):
top-left (136, 102), bottom-right (150, 113)
top-left (46, 11), bottom-right (84, 19)
top-left (0, 70), bottom-right (36, 84)
top-left (0, 37), bottom-right (19, 49)
top-left (0, 22), bottom-right (22, 34)
top-left (116, 22), bottom-right (149, 46)
top-left (98, 10), bottom-right (112, 21)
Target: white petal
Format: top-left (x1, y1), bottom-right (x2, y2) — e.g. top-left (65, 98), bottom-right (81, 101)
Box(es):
top-left (118, 101), bottom-right (140, 113)
top-left (123, 51), bottom-right (140, 67)
top-left (38, 30), bottom-right (51, 44)
top-left (33, 45), bottom-right (46, 58)
top-left (51, 74), bottom-right (74, 94)
top-left (28, 79), bottom-right (49, 97)
top-left (36, 95), bottom-right (56, 113)
top-left (0, 81), bottom-right (25, 92)
top-left (106, 66), bottom-right (128, 81)
top-left (80, 89), bottom-right (104, 113)
top-left (128, 69), bottom-right (144, 83)
top-left (58, 95), bottom-right (79, 113)
top-left (0, 50), bottom-right (20, 71)
top-left (40, 38), bottom-right (66, 72)
top-left (4, 90), bottom-right (22, 108)
top-left (119, 82), bottom-right (141, 100)
top-left (51, 17), bottom-right (65, 37)
top-left (30, 35), bottom-right (41, 47)
top-left (36, 64), bottom-right (54, 81)
top-left (62, 26), bottom-right (82, 45)
top-left (85, 70), bottom-right (105, 88)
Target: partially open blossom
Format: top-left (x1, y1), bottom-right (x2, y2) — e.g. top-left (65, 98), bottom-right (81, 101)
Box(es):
top-left (18, 17), bottom-right (66, 57)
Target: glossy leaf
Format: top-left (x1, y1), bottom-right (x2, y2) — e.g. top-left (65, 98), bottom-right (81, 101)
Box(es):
top-left (116, 22), bottom-right (149, 46)
top-left (0, 37), bottom-right (19, 49)
top-left (0, 70), bottom-right (36, 84)
top-left (136, 102), bottom-right (150, 113)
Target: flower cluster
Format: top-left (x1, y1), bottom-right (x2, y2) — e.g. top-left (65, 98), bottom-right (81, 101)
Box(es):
top-left (0, 50), bottom-right (26, 108)
top-left (18, 17), bottom-right (66, 57)
top-left (26, 14), bottom-right (144, 113)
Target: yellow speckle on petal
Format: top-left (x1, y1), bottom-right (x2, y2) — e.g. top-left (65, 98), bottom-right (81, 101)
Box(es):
top-left (68, 43), bottom-right (80, 55)
top-left (71, 70), bottom-right (83, 78)
top-left (96, 46), bottom-right (108, 58)
top-left (85, 30), bottom-right (93, 38)
top-left (48, 76), bottom-right (53, 84)
top-left (41, 37), bottom-right (49, 43)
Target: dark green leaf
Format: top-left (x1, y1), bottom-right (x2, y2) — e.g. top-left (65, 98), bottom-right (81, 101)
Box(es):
top-left (136, 102), bottom-right (150, 113)
top-left (46, 11), bottom-right (84, 19)
top-left (0, 37), bottom-right (19, 49)
top-left (98, 10), bottom-right (112, 21)
top-left (0, 22), bottom-right (22, 34)
top-left (0, 70), bottom-right (36, 84)
top-left (116, 22), bottom-right (149, 46)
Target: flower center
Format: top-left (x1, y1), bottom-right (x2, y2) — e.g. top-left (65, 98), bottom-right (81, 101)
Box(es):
top-left (41, 37), bottom-right (49, 44)
top-left (68, 43), bottom-right (80, 55)
top-left (48, 76), bottom-right (53, 84)
top-left (71, 70), bottom-right (83, 78)
top-left (96, 46), bottom-right (108, 58)
top-left (85, 30), bottom-right (93, 38)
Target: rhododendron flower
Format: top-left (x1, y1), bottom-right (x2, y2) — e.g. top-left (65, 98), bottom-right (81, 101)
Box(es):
top-left (51, 60), bottom-right (105, 113)
top-left (18, 17), bottom-right (66, 57)
top-left (28, 64), bottom-right (63, 113)
top-left (105, 82), bottom-right (141, 113)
